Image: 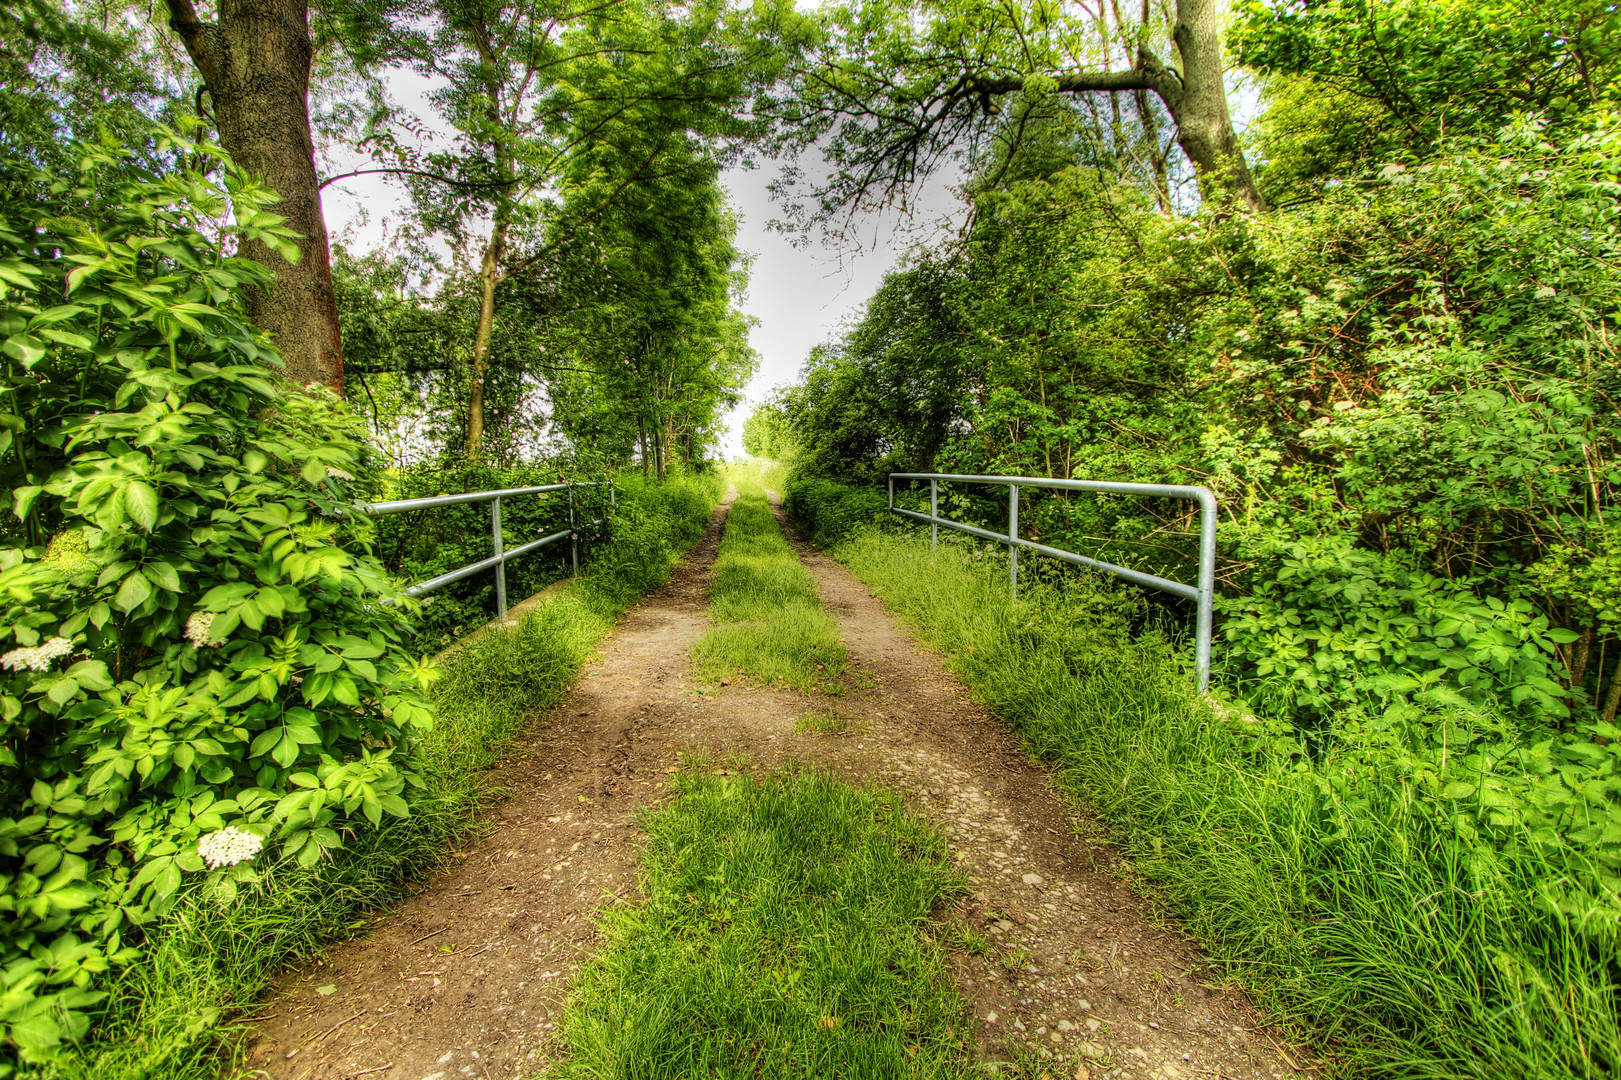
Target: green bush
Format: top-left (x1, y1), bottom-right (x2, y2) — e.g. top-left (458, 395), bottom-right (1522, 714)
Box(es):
top-left (1220, 535), bottom-right (1580, 729)
top-left (782, 473), bottom-right (890, 547)
top-left (0, 134), bottom-right (444, 1065)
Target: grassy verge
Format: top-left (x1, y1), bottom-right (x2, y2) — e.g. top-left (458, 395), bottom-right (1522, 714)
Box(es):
top-left (690, 484), bottom-right (846, 691)
top-left (34, 473), bottom-right (722, 1080)
top-left (552, 765), bottom-right (971, 1078)
top-left (830, 528), bottom-right (1618, 1080)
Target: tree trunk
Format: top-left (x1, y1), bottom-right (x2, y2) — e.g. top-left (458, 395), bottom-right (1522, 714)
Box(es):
top-left (164, 0), bottom-right (344, 390)
top-left (1167, 0), bottom-right (1266, 214)
top-left (466, 216), bottom-right (509, 458)
top-left (1604, 658), bottom-right (1621, 724)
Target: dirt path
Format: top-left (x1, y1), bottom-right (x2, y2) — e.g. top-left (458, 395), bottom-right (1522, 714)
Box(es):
top-left (244, 495), bottom-right (1304, 1080)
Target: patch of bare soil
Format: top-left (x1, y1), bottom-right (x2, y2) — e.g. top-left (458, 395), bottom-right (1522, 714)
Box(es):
top-left (242, 493), bottom-right (1309, 1080)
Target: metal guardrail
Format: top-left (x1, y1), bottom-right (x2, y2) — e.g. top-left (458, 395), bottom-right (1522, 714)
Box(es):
top-left (888, 473), bottom-right (1217, 691)
top-left (360, 482), bottom-right (614, 618)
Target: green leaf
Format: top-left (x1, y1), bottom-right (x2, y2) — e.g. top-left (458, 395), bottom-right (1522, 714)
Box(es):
top-left (66, 660), bottom-right (113, 691)
top-left (238, 598), bottom-right (264, 631)
top-left (113, 571), bottom-right (152, 613)
top-left (270, 732), bottom-right (299, 768)
top-left (1545, 628), bottom-right (1580, 644)
top-left (331, 677), bottom-right (360, 707)
top-left (45, 678), bottom-right (79, 706)
top-left (8, 1014), bottom-right (63, 1052)
top-left (3, 331), bottom-right (47, 367)
top-left (124, 482), bottom-right (159, 531)
top-left (143, 560), bottom-right (181, 592)
top-left (153, 862), bottom-right (182, 902)
top-left (12, 485), bottom-right (42, 521)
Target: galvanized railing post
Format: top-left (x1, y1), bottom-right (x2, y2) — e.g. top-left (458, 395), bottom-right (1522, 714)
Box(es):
top-left (930, 478), bottom-right (938, 549)
top-left (491, 497), bottom-right (507, 618)
top-left (1195, 491), bottom-right (1217, 693)
top-left (1008, 483), bottom-right (1019, 598)
top-left (888, 475), bottom-right (894, 511)
top-left (569, 485), bottom-right (579, 577)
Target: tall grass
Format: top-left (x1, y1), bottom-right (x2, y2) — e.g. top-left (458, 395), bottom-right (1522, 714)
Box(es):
top-left (834, 529), bottom-right (1619, 1080)
top-left (30, 473), bottom-right (722, 1080)
top-left (691, 485), bottom-right (846, 691)
top-left (553, 766), bottom-right (970, 1078)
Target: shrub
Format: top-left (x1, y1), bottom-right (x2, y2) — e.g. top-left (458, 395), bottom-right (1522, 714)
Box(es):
top-left (782, 474), bottom-right (889, 547)
top-left (0, 134), bottom-right (435, 1064)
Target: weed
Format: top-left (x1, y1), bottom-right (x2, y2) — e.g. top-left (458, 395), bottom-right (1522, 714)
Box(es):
top-left (948, 923), bottom-right (992, 957)
top-left (1000, 946), bottom-right (1032, 974)
top-left (796, 707), bottom-right (849, 734)
top-left (551, 767), bottom-right (973, 1077)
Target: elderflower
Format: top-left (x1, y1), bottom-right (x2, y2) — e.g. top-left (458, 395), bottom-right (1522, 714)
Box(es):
top-left (197, 827), bottom-right (263, 870)
top-left (323, 465), bottom-right (356, 481)
top-left (1, 637), bottom-right (74, 672)
top-left (184, 611), bottom-right (220, 648)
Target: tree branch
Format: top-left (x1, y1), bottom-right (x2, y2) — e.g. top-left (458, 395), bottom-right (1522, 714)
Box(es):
top-left (968, 60), bottom-right (1181, 107)
top-left (317, 166), bottom-right (509, 192)
top-left (162, 0), bottom-right (218, 86)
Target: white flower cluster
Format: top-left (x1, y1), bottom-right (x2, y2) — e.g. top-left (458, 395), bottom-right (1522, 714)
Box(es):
top-left (1, 637), bottom-right (73, 672)
top-left (197, 827), bottom-right (263, 870)
top-left (184, 611), bottom-right (221, 648)
top-left (324, 465), bottom-right (356, 482)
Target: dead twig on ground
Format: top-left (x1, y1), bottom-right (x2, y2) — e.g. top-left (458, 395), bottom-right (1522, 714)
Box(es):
top-left (407, 926), bottom-right (449, 946)
top-left (307, 1010), bottom-right (365, 1043)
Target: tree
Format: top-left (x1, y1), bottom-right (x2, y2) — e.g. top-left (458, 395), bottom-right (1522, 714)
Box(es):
top-left (765, 0), bottom-right (1265, 223)
top-left (742, 399), bottom-right (795, 459)
top-left (162, 0), bottom-right (345, 389)
top-left (542, 137), bottom-right (758, 478)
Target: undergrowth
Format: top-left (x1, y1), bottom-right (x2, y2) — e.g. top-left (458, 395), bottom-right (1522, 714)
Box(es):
top-left (691, 483), bottom-right (846, 691)
top-left (832, 528), bottom-right (1620, 1080)
top-left (28, 472), bottom-right (721, 1079)
top-left (552, 765), bottom-right (971, 1078)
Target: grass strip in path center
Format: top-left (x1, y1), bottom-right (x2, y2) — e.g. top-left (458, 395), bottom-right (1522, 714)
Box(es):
top-left (691, 483), bottom-right (847, 691)
top-left (552, 766), bottom-right (972, 1078)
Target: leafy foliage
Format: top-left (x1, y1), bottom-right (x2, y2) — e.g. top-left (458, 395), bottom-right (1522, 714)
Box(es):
top-left (0, 136), bottom-right (437, 1064)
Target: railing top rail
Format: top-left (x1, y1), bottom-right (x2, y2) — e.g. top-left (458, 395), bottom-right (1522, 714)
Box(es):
top-left (888, 470), bottom-right (1216, 692)
top-left (889, 472), bottom-right (1215, 508)
top-left (360, 481), bottom-right (610, 517)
